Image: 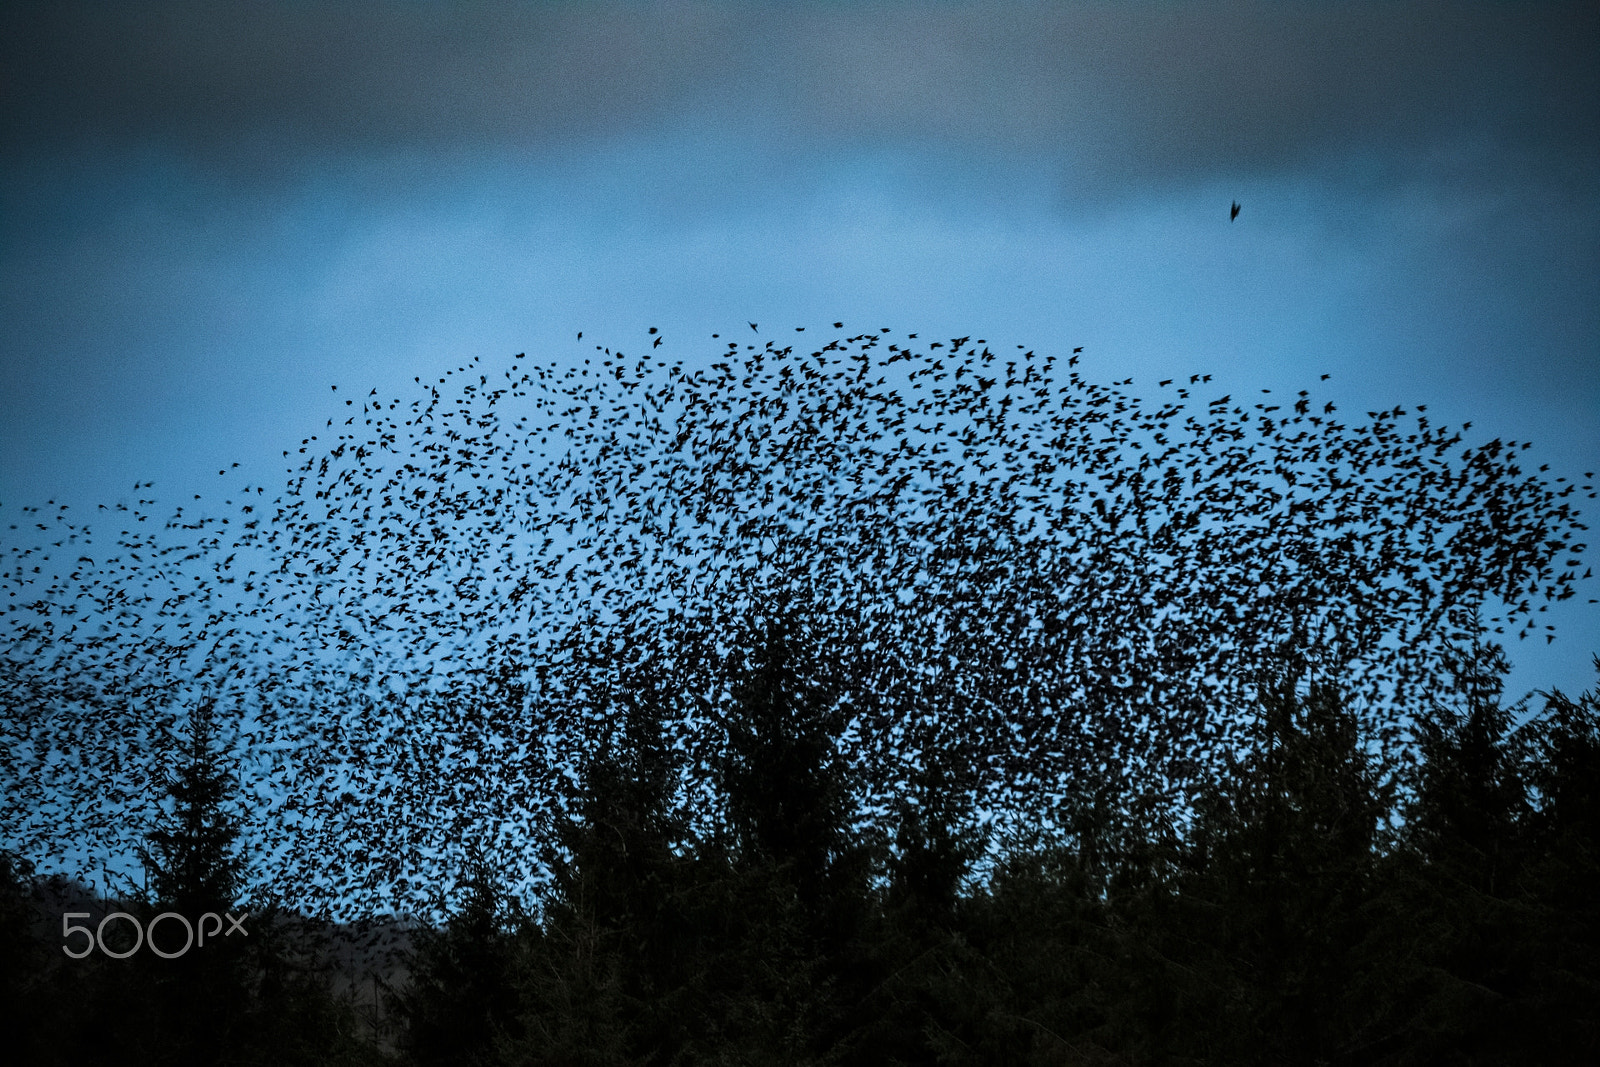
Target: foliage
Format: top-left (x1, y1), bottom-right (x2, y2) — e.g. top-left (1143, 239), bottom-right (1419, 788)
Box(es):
top-left (390, 843), bottom-right (526, 1066)
top-left (138, 696), bottom-right (250, 921)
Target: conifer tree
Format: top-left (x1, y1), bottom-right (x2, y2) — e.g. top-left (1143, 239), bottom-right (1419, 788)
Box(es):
top-left (1174, 683), bottom-right (1392, 1062)
top-left (1407, 644), bottom-right (1529, 893)
top-left (707, 607), bottom-right (876, 1058)
top-left (391, 842), bottom-right (525, 1067)
top-left (510, 661), bottom-right (702, 1061)
top-left (884, 756), bottom-right (980, 934)
top-left (1371, 644), bottom-right (1553, 1061)
top-left (136, 697), bottom-right (253, 1065)
top-left (139, 697), bottom-right (248, 920)
top-left (1507, 664), bottom-right (1600, 1060)
top-left (0, 850), bottom-right (48, 1062)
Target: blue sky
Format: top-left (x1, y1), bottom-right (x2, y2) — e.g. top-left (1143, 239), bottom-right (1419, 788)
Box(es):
top-left (3, 0), bottom-right (1596, 702)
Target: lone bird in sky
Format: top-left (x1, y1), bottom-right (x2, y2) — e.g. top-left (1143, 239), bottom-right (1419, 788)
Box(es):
top-left (1231, 201), bottom-right (1241, 222)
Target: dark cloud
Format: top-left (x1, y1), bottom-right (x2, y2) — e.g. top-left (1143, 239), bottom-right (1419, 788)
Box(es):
top-left (1, 2), bottom-right (746, 152)
top-left (4, 1), bottom-right (1594, 194)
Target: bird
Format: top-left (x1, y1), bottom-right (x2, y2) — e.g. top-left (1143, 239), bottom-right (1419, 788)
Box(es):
top-left (1231, 201), bottom-right (1241, 221)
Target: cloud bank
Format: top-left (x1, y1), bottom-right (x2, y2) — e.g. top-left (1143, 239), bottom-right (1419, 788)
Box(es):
top-left (6, 1), bottom-right (1595, 198)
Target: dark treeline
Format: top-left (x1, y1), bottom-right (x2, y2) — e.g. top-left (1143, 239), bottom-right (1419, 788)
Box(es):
top-left (4, 640), bottom-right (1598, 1064)
top-left (316, 646), bottom-right (1600, 1065)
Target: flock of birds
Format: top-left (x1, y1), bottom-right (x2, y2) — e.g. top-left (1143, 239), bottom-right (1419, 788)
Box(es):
top-left (1, 322), bottom-right (1593, 919)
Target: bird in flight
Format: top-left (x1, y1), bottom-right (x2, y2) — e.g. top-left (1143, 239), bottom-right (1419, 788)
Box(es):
top-left (1230, 202), bottom-right (1241, 222)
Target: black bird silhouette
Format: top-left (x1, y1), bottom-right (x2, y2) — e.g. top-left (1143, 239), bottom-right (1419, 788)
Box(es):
top-left (1231, 201), bottom-right (1241, 221)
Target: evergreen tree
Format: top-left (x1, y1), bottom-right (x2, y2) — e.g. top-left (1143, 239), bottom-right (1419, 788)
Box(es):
top-left (718, 611), bottom-right (855, 906)
top-left (555, 664), bottom-right (693, 973)
top-left (508, 662), bottom-right (703, 1063)
top-left (1519, 659), bottom-right (1600, 856)
top-left (1169, 683), bottom-right (1393, 1063)
top-left (0, 849), bottom-right (50, 1062)
top-left (1407, 645), bottom-right (1529, 895)
top-left (1371, 645), bottom-right (1562, 1063)
top-left (852, 755), bottom-right (985, 1064)
top-left (1507, 664), bottom-right (1600, 1059)
top-left (392, 842), bottom-right (525, 1067)
top-left (113, 696), bottom-right (378, 1066)
top-left (136, 696), bottom-right (253, 1065)
top-left (883, 756), bottom-right (982, 935)
top-left (139, 697), bottom-right (249, 920)
top-left (705, 607), bottom-right (876, 1061)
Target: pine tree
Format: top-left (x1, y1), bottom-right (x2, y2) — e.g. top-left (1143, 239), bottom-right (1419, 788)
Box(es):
top-left (708, 607), bottom-right (876, 1059)
top-left (884, 756), bottom-right (980, 935)
top-left (1374, 644), bottom-right (1553, 1062)
top-left (0, 850), bottom-right (50, 1062)
top-left (1173, 683), bottom-right (1393, 1063)
top-left (718, 610), bottom-right (854, 903)
top-left (139, 697), bottom-right (248, 919)
top-left (509, 662), bottom-right (700, 1062)
top-left (1407, 644), bottom-right (1529, 895)
top-left (1509, 663), bottom-right (1600, 1060)
top-left (393, 842), bottom-right (526, 1067)
top-left (137, 696), bottom-right (252, 1065)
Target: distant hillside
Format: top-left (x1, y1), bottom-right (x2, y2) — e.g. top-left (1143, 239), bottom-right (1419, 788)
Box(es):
top-left (18, 871), bottom-right (417, 1049)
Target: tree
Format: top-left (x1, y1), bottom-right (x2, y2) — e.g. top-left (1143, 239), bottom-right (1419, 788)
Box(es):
top-left (135, 696), bottom-right (253, 1065)
top-left (139, 696), bottom-right (249, 920)
top-left (1520, 659), bottom-right (1600, 855)
top-left (1164, 683), bottom-right (1395, 1063)
top-left (0, 849), bottom-right (49, 1062)
top-left (1506, 664), bottom-right (1600, 1059)
top-left (391, 842), bottom-right (526, 1067)
top-left (1406, 645), bottom-right (1530, 896)
top-left (883, 755), bottom-right (982, 935)
top-left (717, 609), bottom-right (860, 910)
top-left (507, 659), bottom-right (704, 1063)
